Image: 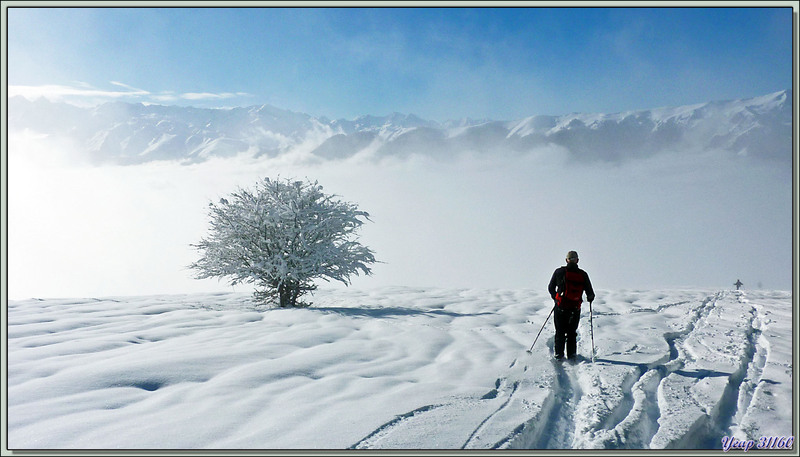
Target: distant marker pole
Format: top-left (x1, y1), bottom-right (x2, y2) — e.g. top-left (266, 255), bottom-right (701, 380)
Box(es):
top-left (527, 305), bottom-right (555, 354)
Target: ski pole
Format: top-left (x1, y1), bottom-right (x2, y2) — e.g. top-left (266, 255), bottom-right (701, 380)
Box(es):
top-left (589, 300), bottom-right (595, 362)
top-left (527, 305), bottom-right (555, 354)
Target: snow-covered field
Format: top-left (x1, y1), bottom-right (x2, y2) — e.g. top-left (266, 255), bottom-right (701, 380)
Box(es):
top-left (7, 287), bottom-right (794, 450)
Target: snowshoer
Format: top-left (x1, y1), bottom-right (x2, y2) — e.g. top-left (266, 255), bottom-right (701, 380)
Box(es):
top-left (735, 279), bottom-right (743, 290)
top-left (548, 251), bottom-right (595, 360)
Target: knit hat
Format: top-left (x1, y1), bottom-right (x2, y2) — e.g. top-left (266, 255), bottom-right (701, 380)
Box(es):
top-left (566, 251), bottom-right (579, 261)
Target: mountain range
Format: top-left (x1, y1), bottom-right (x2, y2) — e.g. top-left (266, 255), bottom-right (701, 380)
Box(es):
top-left (8, 90), bottom-right (792, 165)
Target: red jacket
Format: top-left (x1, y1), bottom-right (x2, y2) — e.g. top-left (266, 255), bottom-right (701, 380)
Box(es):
top-left (548, 264), bottom-right (595, 308)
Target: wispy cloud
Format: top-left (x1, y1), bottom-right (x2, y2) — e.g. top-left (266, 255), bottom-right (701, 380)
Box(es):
top-left (109, 81), bottom-right (150, 93)
top-left (181, 92), bottom-right (251, 101)
top-left (9, 82), bottom-right (252, 107)
top-left (9, 83), bottom-right (150, 104)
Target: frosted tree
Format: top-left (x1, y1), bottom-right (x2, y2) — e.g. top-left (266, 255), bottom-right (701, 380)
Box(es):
top-left (190, 177), bottom-right (376, 307)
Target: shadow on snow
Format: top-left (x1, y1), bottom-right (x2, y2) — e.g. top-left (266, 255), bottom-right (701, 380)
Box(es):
top-left (311, 306), bottom-right (494, 320)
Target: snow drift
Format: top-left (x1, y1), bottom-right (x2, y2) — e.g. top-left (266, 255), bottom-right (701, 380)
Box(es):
top-left (7, 288), bottom-right (793, 450)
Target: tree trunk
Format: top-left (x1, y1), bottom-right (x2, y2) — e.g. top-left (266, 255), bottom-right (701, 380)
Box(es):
top-left (278, 283), bottom-right (289, 308)
top-left (278, 282), bottom-right (299, 307)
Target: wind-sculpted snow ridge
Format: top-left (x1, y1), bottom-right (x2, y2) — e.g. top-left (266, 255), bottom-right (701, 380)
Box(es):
top-left (7, 288), bottom-right (793, 450)
top-left (8, 90), bottom-right (791, 164)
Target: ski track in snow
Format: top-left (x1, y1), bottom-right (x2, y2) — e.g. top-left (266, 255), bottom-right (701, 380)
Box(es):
top-left (7, 288), bottom-right (792, 450)
top-left (346, 290), bottom-right (791, 450)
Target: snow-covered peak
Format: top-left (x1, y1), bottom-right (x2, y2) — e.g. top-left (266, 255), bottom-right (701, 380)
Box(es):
top-left (8, 90), bottom-right (791, 165)
top-left (331, 112), bottom-right (438, 135)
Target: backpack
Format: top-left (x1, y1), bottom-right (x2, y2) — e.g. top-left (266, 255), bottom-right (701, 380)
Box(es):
top-left (556, 268), bottom-right (584, 308)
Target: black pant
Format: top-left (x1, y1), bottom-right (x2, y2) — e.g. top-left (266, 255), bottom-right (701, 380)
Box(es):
top-left (554, 306), bottom-right (580, 358)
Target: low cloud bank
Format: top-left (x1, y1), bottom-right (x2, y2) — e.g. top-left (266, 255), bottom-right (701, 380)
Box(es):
top-left (8, 132), bottom-right (792, 300)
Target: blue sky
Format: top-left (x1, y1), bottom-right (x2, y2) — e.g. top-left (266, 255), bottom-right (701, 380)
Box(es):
top-left (7, 6), bottom-right (793, 121)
